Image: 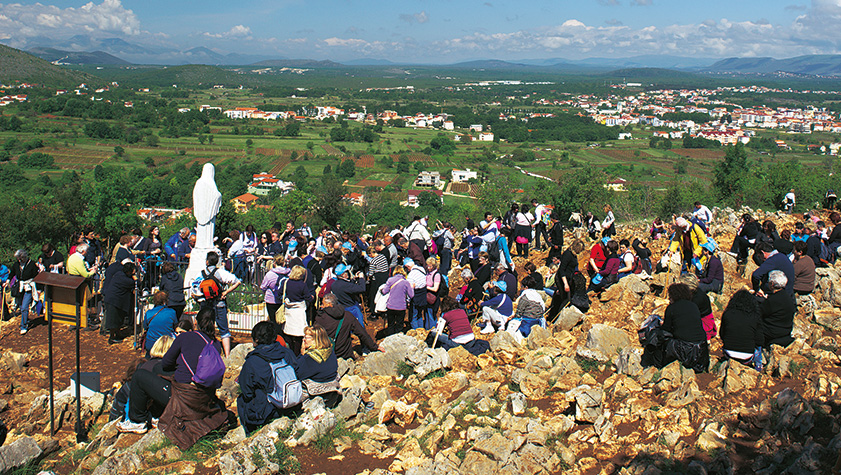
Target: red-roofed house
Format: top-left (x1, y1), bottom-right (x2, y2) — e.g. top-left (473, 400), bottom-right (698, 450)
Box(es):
top-left (407, 189), bottom-right (443, 207)
top-left (231, 193), bottom-right (260, 213)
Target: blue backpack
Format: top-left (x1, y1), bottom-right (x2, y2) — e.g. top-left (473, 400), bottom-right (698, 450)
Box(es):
top-left (261, 357), bottom-right (303, 409)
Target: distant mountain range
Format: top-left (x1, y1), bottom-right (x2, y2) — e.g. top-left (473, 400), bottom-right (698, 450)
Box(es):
top-left (28, 47), bottom-right (129, 65)
top-left (705, 55), bottom-right (841, 76)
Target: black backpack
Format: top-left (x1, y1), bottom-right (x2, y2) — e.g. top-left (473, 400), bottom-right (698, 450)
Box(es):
top-left (486, 236), bottom-right (501, 264)
top-left (433, 233), bottom-right (447, 255)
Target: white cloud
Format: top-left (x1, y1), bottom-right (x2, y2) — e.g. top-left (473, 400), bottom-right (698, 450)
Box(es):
top-left (203, 25), bottom-right (252, 39)
top-left (0, 0), bottom-right (140, 42)
top-left (631, 0), bottom-right (653, 5)
top-left (597, 0), bottom-right (621, 5)
top-left (399, 11), bottom-right (429, 24)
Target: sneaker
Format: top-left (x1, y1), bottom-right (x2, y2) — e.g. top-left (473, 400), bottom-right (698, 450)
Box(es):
top-left (19, 328), bottom-right (27, 335)
top-left (117, 419), bottom-right (148, 434)
top-left (150, 418), bottom-right (159, 430)
top-left (480, 324), bottom-right (496, 334)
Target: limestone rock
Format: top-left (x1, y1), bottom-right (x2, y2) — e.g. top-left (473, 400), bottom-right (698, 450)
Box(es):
top-left (92, 452), bottom-right (142, 475)
top-left (218, 417), bottom-right (295, 475)
top-left (223, 343), bottom-right (253, 372)
top-left (405, 346), bottom-right (451, 379)
top-left (460, 450), bottom-right (499, 473)
top-left (554, 305), bottom-right (584, 332)
top-left (379, 400), bottom-right (419, 427)
top-left (290, 398), bottom-right (336, 446)
top-left (447, 345), bottom-right (477, 372)
top-left (472, 432), bottom-right (515, 463)
top-left (614, 347), bottom-right (642, 377)
top-left (508, 392), bottom-right (527, 415)
top-left (775, 388), bottom-right (815, 436)
top-left (490, 331), bottom-right (520, 352)
top-left (585, 324), bottom-right (631, 358)
top-left (333, 387), bottom-right (363, 420)
top-left (0, 436), bottom-right (42, 474)
top-left (359, 333), bottom-right (420, 377)
top-left (526, 326), bottom-right (552, 349)
top-left (567, 385), bottom-right (603, 423)
top-left (0, 351), bottom-right (28, 372)
top-left (719, 359), bottom-right (759, 393)
top-left (696, 422), bottom-right (728, 452)
top-left (815, 308), bottom-right (841, 332)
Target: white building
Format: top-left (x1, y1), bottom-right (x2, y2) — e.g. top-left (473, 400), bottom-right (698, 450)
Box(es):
top-left (478, 132), bottom-right (494, 142)
top-left (469, 124), bottom-right (483, 132)
top-left (415, 171), bottom-right (441, 187)
top-left (246, 173), bottom-right (296, 196)
top-left (451, 169), bottom-right (478, 183)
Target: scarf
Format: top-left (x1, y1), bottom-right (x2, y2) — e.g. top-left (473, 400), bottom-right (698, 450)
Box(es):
top-left (305, 347), bottom-right (332, 364)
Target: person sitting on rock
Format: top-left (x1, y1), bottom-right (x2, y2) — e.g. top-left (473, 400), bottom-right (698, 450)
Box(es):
top-left (616, 239), bottom-right (636, 279)
top-left (296, 325), bottom-right (340, 408)
top-left (760, 270), bottom-right (796, 348)
top-left (679, 274), bottom-right (715, 341)
top-left (426, 296), bottom-right (489, 356)
top-left (456, 268), bottom-right (484, 315)
top-left (727, 214), bottom-right (760, 264)
top-left (792, 241), bottom-right (815, 298)
top-left (237, 321), bottom-right (299, 435)
top-left (315, 293), bottom-right (382, 359)
top-left (588, 240), bottom-right (620, 293)
top-left (720, 289), bottom-right (764, 370)
top-left (109, 335), bottom-right (174, 423)
top-left (507, 274), bottom-right (546, 337)
top-left (696, 246), bottom-right (723, 294)
top-left (489, 262), bottom-right (518, 301)
top-left (479, 280), bottom-right (513, 334)
top-left (640, 283), bottom-right (709, 373)
top-left (587, 238), bottom-right (608, 278)
top-left (751, 242), bottom-right (795, 298)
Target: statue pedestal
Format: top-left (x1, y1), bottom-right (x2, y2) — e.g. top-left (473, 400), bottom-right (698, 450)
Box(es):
top-left (184, 247), bottom-right (217, 297)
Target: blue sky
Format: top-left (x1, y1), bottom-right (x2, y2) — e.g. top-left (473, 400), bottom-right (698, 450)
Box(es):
top-left (0, 0), bottom-right (839, 63)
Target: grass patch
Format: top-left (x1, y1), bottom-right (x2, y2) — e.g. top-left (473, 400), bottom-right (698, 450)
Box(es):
top-left (146, 437), bottom-right (175, 453)
top-left (9, 461), bottom-right (41, 475)
top-left (788, 361), bottom-right (806, 378)
top-left (396, 362), bottom-right (414, 379)
top-left (508, 381), bottom-right (521, 392)
top-left (181, 428), bottom-right (227, 462)
top-left (251, 447), bottom-right (266, 470)
top-left (423, 369), bottom-right (447, 381)
top-left (270, 429), bottom-right (301, 474)
top-left (312, 420), bottom-right (362, 454)
top-left (575, 356), bottom-right (601, 374)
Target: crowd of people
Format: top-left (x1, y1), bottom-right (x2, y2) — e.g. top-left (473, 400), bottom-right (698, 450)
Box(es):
top-left (0, 193), bottom-right (827, 442)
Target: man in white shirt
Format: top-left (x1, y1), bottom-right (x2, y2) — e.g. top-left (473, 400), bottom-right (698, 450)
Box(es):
top-left (195, 252), bottom-right (240, 358)
top-left (532, 199), bottom-right (549, 251)
top-left (783, 189), bottom-right (796, 214)
top-left (693, 202), bottom-right (713, 229)
top-left (405, 216), bottom-right (431, 257)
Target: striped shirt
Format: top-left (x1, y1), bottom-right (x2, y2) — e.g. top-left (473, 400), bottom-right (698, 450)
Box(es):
top-left (367, 254), bottom-right (389, 276)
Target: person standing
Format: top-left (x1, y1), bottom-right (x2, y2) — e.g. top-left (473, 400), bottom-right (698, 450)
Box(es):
top-left (404, 258), bottom-right (430, 329)
top-left (196, 252), bottom-right (240, 358)
top-left (39, 243), bottom-right (64, 274)
top-left (545, 213), bottom-right (564, 266)
top-left (159, 261), bottom-right (186, 320)
top-left (380, 267), bottom-right (413, 336)
top-left (601, 204), bottom-right (616, 238)
top-left (783, 188), bottom-right (796, 214)
top-left (330, 264), bottom-right (367, 328)
top-left (259, 255), bottom-right (290, 334)
top-left (102, 261), bottom-right (137, 344)
top-left (10, 250), bottom-right (38, 334)
top-left (514, 203), bottom-right (535, 257)
top-left (532, 199), bottom-right (550, 251)
top-left (693, 202), bottom-right (713, 230)
top-left (281, 265), bottom-right (313, 355)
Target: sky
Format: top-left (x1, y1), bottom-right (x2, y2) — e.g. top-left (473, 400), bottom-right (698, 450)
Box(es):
top-left (1, 0), bottom-right (841, 63)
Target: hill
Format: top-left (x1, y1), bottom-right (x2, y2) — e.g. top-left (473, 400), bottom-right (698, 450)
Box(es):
top-left (250, 59), bottom-right (345, 68)
top-left (706, 54), bottom-right (841, 76)
top-left (0, 43), bottom-right (96, 86)
top-left (27, 47), bottom-right (130, 65)
top-left (97, 64), bottom-right (273, 87)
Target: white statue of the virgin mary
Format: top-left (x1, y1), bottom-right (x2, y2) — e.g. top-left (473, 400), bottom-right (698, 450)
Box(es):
top-left (185, 163), bottom-right (222, 288)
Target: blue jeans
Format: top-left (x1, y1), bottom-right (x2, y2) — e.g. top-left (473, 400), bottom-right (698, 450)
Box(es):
top-left (346, 304), bottom-right (365, 329)
top-left (203, 300), bottom-right (231, 339)
top-left (232, 256), bottom-right (247, 281)
top-left (439, 249), bottom-right (452, 280)
top-left (410, 304), bottom-right (431, 329)
top-left (16, 292), bottom-right (32, 331)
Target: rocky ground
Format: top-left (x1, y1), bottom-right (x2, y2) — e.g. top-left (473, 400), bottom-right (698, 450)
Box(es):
top-left (1, 207), bottom-right (841, 474)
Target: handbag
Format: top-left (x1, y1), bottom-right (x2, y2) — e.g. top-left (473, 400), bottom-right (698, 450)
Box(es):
top-left (274, 280), bottom-right (287, 325)
top-left (374, 283), bottom-right (390, 313)
top-left (139, 307), bottom-right (165, 350)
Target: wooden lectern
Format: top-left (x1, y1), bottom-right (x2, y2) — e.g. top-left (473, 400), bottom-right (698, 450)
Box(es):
top-left (33, 272), bottom-right (88, 441)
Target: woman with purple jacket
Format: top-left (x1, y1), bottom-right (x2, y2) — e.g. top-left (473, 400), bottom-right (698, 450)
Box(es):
top-left (380, 267), bottom-right (414, 336)
top-left (259, 255), bottom-right (290, 332)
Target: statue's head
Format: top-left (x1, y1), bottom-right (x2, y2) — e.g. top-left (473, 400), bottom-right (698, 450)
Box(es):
top-left (202, 163), bottom-right (215, 179)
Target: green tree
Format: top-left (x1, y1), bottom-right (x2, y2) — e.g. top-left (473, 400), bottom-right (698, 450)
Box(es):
top-left (146, 134), bottom-right (160, 147)
top-left (713, 143), bottom-right (750, 205)
top-left (417, 191), bottom-right (442, 211)
top-left (313, 175), bottom-right (347, 226)
top-left (552, 168), bottom-right (612, 220)
top-left (144, 157), bottom-right (155, 168)
top-left (114, 146), bottom-right (125, 157)
top-left (337, 159), bottom-right (356, 179)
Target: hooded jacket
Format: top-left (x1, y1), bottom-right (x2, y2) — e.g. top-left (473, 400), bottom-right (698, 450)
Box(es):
top-left (159, 270), bottom-right (186, 307)
top-left (236, 341), bottom-right (298, 429)
top-left (314, 304), bottom-right (378, 359)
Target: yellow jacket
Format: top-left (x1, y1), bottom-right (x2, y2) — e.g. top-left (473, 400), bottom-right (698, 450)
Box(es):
top-left (669, 223), bottom-right (708, 259)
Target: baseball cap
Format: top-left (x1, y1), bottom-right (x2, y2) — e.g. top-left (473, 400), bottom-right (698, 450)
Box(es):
top-left (335, 264), bottom-right (349, 276)
top-left (403, 257), bottom-right (415, 267)
top-left (494, 281), bottom-right (507, 292)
